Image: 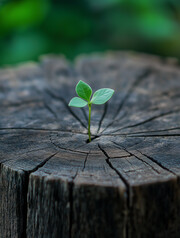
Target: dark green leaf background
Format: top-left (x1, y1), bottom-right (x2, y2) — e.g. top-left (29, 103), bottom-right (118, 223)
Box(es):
top-left (0, 0), bottom-right (180, 65)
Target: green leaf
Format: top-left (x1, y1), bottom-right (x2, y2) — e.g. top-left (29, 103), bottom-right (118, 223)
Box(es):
top-left (76, 80), bottom-right (92, 101)
top-left (91, 88), bottom-right (114, 105)
top-left (68, 97), bottom-right (88, 107)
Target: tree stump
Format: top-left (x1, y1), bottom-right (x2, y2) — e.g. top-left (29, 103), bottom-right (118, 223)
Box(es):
top-left (0, 52), bottom-right (180, 238)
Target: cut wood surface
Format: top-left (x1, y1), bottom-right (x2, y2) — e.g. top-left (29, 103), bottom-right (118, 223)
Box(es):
top-left (0, 52), bottom-right (180, 238)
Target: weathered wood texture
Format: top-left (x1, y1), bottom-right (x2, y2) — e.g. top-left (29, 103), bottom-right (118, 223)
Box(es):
top-left (0, 52), bottom-right (180, 238)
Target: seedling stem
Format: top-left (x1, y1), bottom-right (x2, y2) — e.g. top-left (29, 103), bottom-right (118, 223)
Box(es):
top-left (88, 103), bottom-right (92, 142)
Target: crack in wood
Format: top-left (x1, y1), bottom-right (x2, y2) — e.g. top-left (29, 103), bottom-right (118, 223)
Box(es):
top-left (45, 89), bottom-right (87, 129)
top-left (113, 68), bottom-right (152, 120)
top-left (43, 101), bottom-right (58, 119)
top-left (49, 134), bottom-right (89, 155)
top-left (0, 146), bottom-right (53, 165)
top-left (69, 169), bottom-right (79, 238)
top-left (109, 155), bottom-right (132, 159)
top-left (23, 152), bottom-right (59, 174)
top-left (98, 143), bottom-right (130, 188)
top-left (100, 111), bottom-right (127, 135)
top-left (113, 108), bottom-right (180, 133)
top-left (21, 171), bottom-right (29, 238)
top-left (82, 151), bottom-right (90, 172)
top-left (97, 102), bottom-right (108, 134)
top-left (127, 134), bottom-right (180, 137)
top-left (99, 133), bottom-right (180, 138)
top-left (136, 150), bottom-right (177, 176)
top-left (0, 127), bottom-right (86, 135)
top-left (112, 141), bottom-right (161, 174)
top-left (108, 127), bottom-right (180, 136)
top-left (81, 108), bottom-right (88, 123)
top-left (98, 143), bottom-right (130, 238)
top-left (20, 152), bottom-right (58, 238)
top-left (100, 68), bottom-right (152, 135)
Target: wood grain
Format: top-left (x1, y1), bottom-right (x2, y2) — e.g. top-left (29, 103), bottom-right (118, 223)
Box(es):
top-left (0, 52), bottom-right (180, 238)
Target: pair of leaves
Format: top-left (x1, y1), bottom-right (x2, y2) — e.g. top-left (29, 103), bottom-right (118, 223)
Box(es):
top-left (69, 80), bottom-right (114, 108)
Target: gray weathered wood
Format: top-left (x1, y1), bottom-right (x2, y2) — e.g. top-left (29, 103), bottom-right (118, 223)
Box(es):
top-left (0, 52), bottom-right (180, 238)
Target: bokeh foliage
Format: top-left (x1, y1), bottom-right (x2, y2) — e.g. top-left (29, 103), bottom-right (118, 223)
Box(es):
top-left (0, 0), bottom-right (180, 65)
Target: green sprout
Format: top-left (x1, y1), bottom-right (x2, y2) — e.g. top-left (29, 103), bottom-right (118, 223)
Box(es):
top-left (68, 80), bottom-right (114, 142)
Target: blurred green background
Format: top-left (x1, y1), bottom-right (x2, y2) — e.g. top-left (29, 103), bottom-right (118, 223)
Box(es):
top-left (0, 0), bottom-right (180, 66)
